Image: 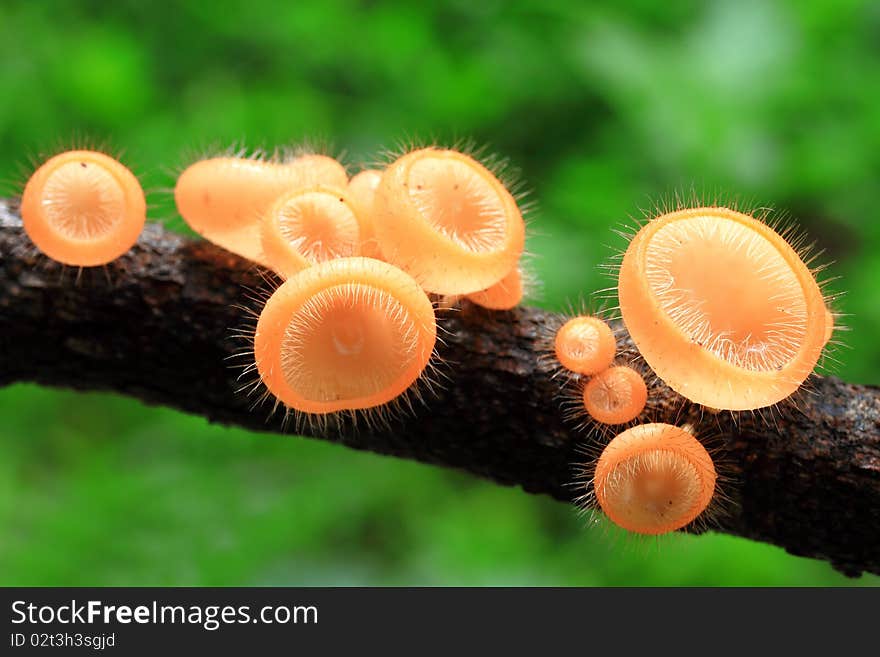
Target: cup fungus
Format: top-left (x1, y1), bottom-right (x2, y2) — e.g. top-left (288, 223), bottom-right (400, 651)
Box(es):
top-left (593, 423), bottom-right (717, 535)
top-left (618, 206), bottom-right (828, 411)
top-left (174, 153), bottom-right (347, 265)
top-left (583, 365), bottom-right (647, 425)
top-left (20, 150), bottom-right (146, 266)
top-left (254, 257), bottom-right (437, 415)
top-left (466, 266), bottom-right (524, 310)
top-left (260, 186), bottom-right (363, 279)
top-left (373, 147), bottom-right (525, 295)
top-left (554, 316), bottom-right (616, 375)
top-left (347, 169), bottom-right (384, 259)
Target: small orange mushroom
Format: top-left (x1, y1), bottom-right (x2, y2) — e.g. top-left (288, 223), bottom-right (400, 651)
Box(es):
top-left (21, 150), bottom-right (146, 266)
top-left (593, 423), bottom-right (717, 535)
top-left (466, 266), bottom-right (524, 310)
top-left (254, 257), bottom-right (436, 415)
top-left (260, 186), bottom-right (363, 279)
top-left (554, 316), bottom-right (616, 375)
top-left (373, 147), bottom-right (525, 295)
top-left (618, 206), bottom-right (827, 410)
top-left (583, 365), bottom-right (647, 425)
top-left (347, 169), bottom-right (384, 259)
top-left (175, 153), bottom-right (347, 265)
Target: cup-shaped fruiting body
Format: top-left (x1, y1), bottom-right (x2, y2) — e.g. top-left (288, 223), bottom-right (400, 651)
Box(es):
top-left (347, 169), bottom-right (383, 259)
top-left (260, 186), bottom-right (363, 279)
top-left (594, 423), bottom-right (716, 535)
top-left (618, 207), bottom-right (827, 410)
top-left (374, 148), bottom-right (525, 295)
top-left (21, 150), bottom-right (146, 266)
top-left (554, 316), bottom-right (616, 375)
top-left (254, 257), bottom-right (436, 414)
top-left (175, 154), bottom-right (348, 265)
top-left (465, 266), bottom-right (524, 311)
top-left (583, 365), bottom-right (647, 425)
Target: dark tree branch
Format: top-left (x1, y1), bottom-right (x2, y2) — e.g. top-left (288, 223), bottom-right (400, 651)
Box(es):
top-left (1, 198), bottom-right (878, 577)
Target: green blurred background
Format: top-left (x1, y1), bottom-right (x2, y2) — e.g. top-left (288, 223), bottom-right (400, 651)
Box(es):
top-left (1, 0), bottom-right (878, 586)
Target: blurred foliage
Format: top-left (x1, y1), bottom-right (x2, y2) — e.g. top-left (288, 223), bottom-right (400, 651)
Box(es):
top-left (0, 0), bottom-right (878, 585)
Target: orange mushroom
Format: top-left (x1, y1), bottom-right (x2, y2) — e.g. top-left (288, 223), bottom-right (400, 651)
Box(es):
top-left (347, 169), bottom-right (383, 259)
top-left (583, 365), bottom-right (647, 425)
top-left (254, 257), bottom-right (436, 415)
top-left (260, 186), bottom-right (363, 279)
top-left (466, 266), bottom-right (524, 310)
top-left (618, 206), bottom-right (827, 410)
top-left (21, 150), bottom-right (146, 267)
top-left (175, 153), bottom-right (347, 265)
top-left (373, 147), bottom-right (525, 295)
top-left (593, 423), bottom-right (716, 535)
top-left (554, 316), bottom-right (616, 376)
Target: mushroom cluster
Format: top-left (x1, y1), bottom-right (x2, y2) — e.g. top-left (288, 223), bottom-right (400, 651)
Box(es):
top-left (176, 146), bottom-right (528, 419)
top-left (554, 315), bottom-right (648, 426)
top-left (19, 145), bottom-right (529, 422)
top-left (573, 204), bottom-right (837, 537)
top-left (18, 148), bottom-right (839, 538)
top-left (552, 313), bottom-right (718, 535)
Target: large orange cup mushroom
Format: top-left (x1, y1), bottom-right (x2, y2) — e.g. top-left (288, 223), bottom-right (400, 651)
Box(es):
top-left (254, 257), bottom-right (436, 415)
top-left (618, 207), bottom-right (827, 410)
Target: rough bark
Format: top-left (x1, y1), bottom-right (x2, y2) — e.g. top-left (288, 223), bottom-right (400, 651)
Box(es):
top-left (1, 197), bottom-right (878, 577)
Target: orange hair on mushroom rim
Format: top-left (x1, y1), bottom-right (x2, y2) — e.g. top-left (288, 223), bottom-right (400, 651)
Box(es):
top-left (347, 169), bottom-right (384, 259)
top-left (554, 315), bottom-right (616, 376)
top-left (253, 257), bottom-right (437, 416)
top-left (373, 147), bottom-right (525, 295)
top-left (618, 206), bottom-right (828, 411)
top-left (583, 365), bottom-right (647, 425)
top-left (260, 186), bottom-right (363, 279)
top-left (174, 151), bottom-right (347, 266)
top-left (20, 150), bottom-right (146, 267)
top-left (591, 423), bottom-right (717, 535)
